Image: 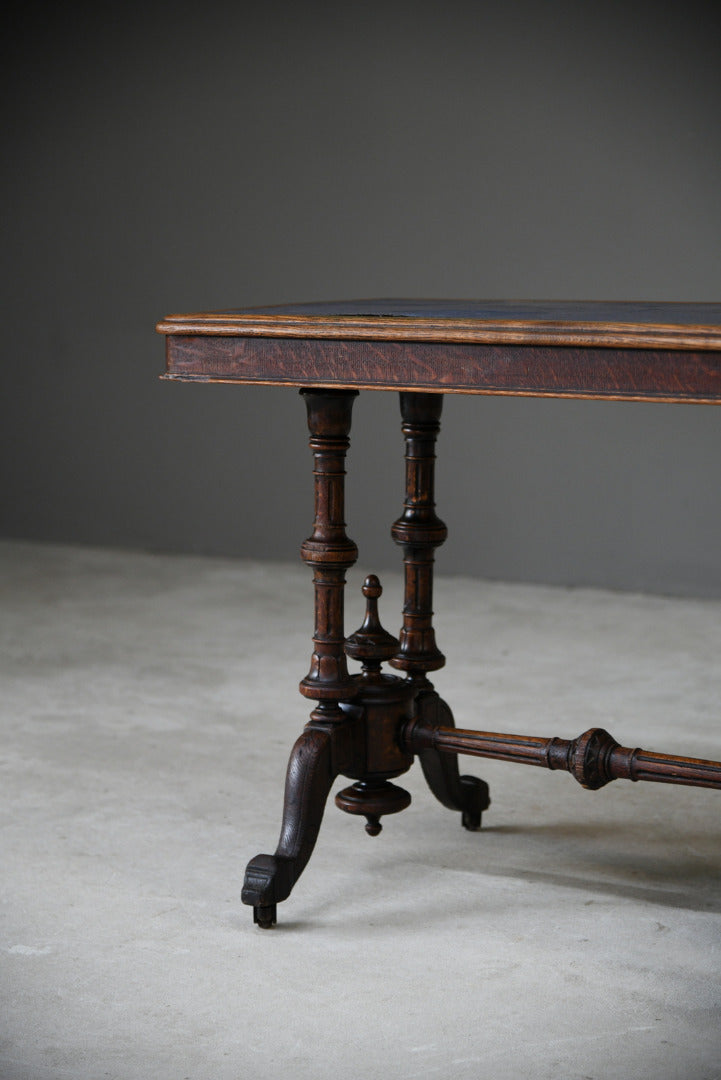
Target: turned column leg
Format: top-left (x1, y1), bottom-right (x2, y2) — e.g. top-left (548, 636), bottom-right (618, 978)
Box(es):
top-left (242, 389), bottom-right (359, 927)
top-left (391, 392), bottom-right (490, 829)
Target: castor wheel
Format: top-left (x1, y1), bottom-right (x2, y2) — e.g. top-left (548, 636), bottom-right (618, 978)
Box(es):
top-left (253, 904), bottom-right (277, 929)
top-left (459, 774), bottom-right (490, 831)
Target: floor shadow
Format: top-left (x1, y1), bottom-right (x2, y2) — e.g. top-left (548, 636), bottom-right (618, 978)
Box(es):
top-left (300, 815), bottom-right (721, 926)
top-left (417, 821), bottom-right (720, 913)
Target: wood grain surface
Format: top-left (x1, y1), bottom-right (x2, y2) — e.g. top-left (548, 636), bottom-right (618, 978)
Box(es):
top-left (158, 300), bottom-right (721, 401)
top-left (158, 299), bottom-right (721, 349)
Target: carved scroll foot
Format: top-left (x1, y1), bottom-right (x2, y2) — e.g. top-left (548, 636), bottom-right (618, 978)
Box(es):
top-left (411, 689), bottom-right (490, 830)
top-left (242, 722), bottom-right (338, 927)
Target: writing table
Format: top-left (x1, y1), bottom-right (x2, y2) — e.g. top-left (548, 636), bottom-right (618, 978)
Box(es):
top-left (158, 300), bottom-right (721, 928)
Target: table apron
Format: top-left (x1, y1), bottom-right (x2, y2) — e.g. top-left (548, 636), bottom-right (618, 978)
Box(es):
top-left (164, 335), bottom-right (721, 402)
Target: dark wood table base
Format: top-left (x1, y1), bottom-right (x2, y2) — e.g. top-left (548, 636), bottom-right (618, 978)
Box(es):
top-left (157, 301), bottom-right (721, 928)
top-left (239, 389), bottom-right (721, 929)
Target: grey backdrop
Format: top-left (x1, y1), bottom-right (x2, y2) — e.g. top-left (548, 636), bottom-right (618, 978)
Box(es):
top-left (3, 2), bottom-right (721, 595)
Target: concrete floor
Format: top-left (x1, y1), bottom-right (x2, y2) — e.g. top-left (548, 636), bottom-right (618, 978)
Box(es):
top-left (2, 539), bottom-right (720, 1080)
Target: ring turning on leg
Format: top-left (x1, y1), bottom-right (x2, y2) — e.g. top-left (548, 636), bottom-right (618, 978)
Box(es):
top-left (391, 391), bottom-right (490, 829)
top-left (242, 390), bottom-right (359, 927)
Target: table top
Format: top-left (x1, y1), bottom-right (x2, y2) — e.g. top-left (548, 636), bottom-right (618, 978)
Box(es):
top-left (159, 299), bottom-right (721, 349)
top-left (158, 300), bottom-right (721, 402)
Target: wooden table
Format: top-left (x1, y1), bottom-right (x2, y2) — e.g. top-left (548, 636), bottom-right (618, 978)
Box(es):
top-left (158, 300), bottom-right (721, 928)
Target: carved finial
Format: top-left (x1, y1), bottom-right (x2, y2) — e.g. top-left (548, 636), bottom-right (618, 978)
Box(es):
top-left (335, 778), bottom-right (412, 835)
top-left (345, 575), bottom-right (399, 672)
top-left (362, 574), bottom-right (382, 600)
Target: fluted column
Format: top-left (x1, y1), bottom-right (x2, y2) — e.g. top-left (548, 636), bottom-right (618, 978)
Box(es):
top-left (390, 392), bottom-right (447, 678)
top-left (299, 389), bottom-right (358, 715)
